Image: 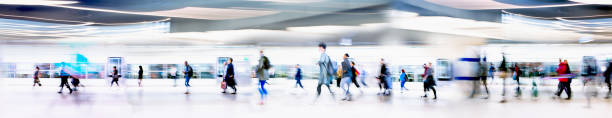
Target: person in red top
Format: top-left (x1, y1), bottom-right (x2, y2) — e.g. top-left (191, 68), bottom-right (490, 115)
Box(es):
top-left (555, 59), bottom-right (572, 100)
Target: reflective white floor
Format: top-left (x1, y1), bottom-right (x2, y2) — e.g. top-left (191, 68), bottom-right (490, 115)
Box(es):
top-left (1, 78), bottom-right (611, 118)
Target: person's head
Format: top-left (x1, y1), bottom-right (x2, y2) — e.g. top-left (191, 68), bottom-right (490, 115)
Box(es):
top-left (184, 61), bottom-right (189, 66)
top-left (423, 63), bottom-right (427, 68)
top-left (259, 50), bottom-right (264, 56)
top-left (401, 69), bottom-right (405, 73)
top-left (113, 66), bottom-right (117, 70)
top-left (344, 53), bottom-right (349, 59)
top-left (139, 65), bottom-right (143, 70)
top-left (295, 64), bottom-right (300, 68)
top-left (35, 66), bottom-right (39, 70)
top-left (318, 43), bottom-right (327, 53)
top-left (350, 61), bottom-right (355, 66)
top-left (428, 62), bottom-right (432, 67)
top-left (380, 58), bottom-right (385, 64)
top-left (228, 58), bottom-right (233, 63)
top-left (563, 59), bottom-right (568, 64)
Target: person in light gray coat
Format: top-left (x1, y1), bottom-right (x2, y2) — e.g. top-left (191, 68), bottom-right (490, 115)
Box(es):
top-left (256, 50), bottom-right (270, 104)
top-left (317, 43), bottom-right (334, 97)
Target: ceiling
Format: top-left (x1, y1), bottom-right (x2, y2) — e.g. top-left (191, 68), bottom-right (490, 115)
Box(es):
top-left (0, 0), bottom-right (611, 46)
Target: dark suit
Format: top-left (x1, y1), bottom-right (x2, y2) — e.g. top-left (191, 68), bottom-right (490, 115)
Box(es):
top-left (225, 63), bottom-right (237, 91)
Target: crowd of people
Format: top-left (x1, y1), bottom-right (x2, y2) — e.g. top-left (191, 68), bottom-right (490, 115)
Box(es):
top-left (30, 43), bottom-right (612, 105)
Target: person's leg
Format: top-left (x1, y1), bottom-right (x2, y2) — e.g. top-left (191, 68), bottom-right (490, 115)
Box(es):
top-left (482, 76), bottom-right (490, 96)
top-left (110, 80), bottom-right (114, 87)
top-left (400, 80), bottom-right (406, 90)
top-left (516, 77), bottom-right (521, 96)
top-left (431, 86), bottom-right (437, 99)
top-left (259, 80), bottom-right (267, 95)
top-left (173, 76), bottom-right (177, 87)
top-left (490, 73), bottom-right (494, 84)
top-left (564, 82), bottom-right (572, 99)
top-left (423, 83), bottom-right (428, 97)
top-left (470, 79), bottom-right (479, 98)
top-left (58, 81), bottom-right (64, 93)
top-left (555, 82), bottom-right (562, 96)
top-left (336, 78), bottom-right (341, 88)
top-left (63, 80), bottom-right (72, 93)
top-left (184, 76), bottom-right (191, 87)
top-left (607, 79), bottom-right (611, 97)
top-left (360, 77), bottom-right (368, 87)
top-left (317, 81), bottom-right (323, 96)
top-left (352, 77), bottom-right (360, 88)
top-left (501, 77), bottom-right (506, 100)
top-left (342, 77), bottom-right (352, 95)
top-left (340, 77), bottom-right (348, 99)
top-left (297, 79), bottom-right (304, 88)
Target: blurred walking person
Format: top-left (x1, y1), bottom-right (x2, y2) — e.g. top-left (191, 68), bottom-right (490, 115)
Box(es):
top-left (554, 59), bottom-right (572, 100)
top-left (316, 43), bottom-right (334, 97)
top-left (256, 50), bottom-right (271, 105)
top-left (359, 66), bottom-right (368, 87)
top-left (489, 63), bottom-right (496, 84)
top-left (58, 67), bottom-right (72, 94)
top-left (110, 66), bottom-right (120, 87)
top-left (604, 61), bottom-right (612, 99)
top-left (377, 58), bottom-right (391, 96)
top-left (422, 62), bottom-right (437, 99)
top-left (170, 67), bottom-right (178, 87)
top-left (184, 61), bottom-right (193, 94)
top-left (295, 64), bottom-right (304, 89)
top-left (336, 64), bottom-right (342, 88)
top-left (138, 65), bottom-right (143, 87)
top-left (499, 55), bottom-right (509, 103)
top-left (512, 63), bottom-right (522, 97)
top-left (184, 61), bottom-right (193, 87)
top-left (476, 58), bottom-right (490, 99)
top-left (223, 58), bottom-right (237, 94)
top-left (71, 76), bottom-right (80, 91)
top-left (340, 53), bottom-right (353, 101)
top-left (399, 69), bottom-right (408, 93)
top-left (33, 66), bottom-right (42, 87)
top-left (350, 61), bottom-right (363, 93)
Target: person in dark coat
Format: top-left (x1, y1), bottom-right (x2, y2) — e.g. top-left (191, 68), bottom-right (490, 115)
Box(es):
top-left (33, 66), bottom-right (42, 87)
top-left (223, 58), bottom-right (237, 94)
top-left (295, 64), bottom-right (304, 88)
top-left (138, 66), bottom-right (144, 87)
top-left (604, 61), bottom-right (612, 99)
top-left (111, 66), bottom-right (120, 87)
top-left (58, 67), bottom-right (72, 94)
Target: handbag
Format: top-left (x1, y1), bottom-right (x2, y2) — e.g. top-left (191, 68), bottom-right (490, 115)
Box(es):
top-left (221, 81), bottom-right (227, 89)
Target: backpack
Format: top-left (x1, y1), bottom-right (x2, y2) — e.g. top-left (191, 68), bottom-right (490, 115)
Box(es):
top-left (328, 60), bottom-right (337, 76)
top-left (262, 56), bottom-right (271, 70)
top-left (187, 66), bottom-right (194, 77)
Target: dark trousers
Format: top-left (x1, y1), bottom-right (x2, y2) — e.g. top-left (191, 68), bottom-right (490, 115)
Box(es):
top-left (480, 76), bottom-right (490, 95)
top-left (424, 77), bottom-right (437, 98)
top-left (423, 84), bottom-right (437, 98)
top-left (556, 82), bottom-right (572, 98)
top-left (111, 78), bottom-right (119, 87)
top-left (295, 79), bottom-right (304, 88)
top-left (605, 78), bottom-right (611, 95)
top-left (59, 77), bottom-right (72, 92)
top-left (316, 78), bottom-right (333, 96)
top-left (33, 78), bottom-right (41, 86)
top-left (351, 76), bottom-right (360, 88)
top-left (336, 77), bottom-right (341, 87)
